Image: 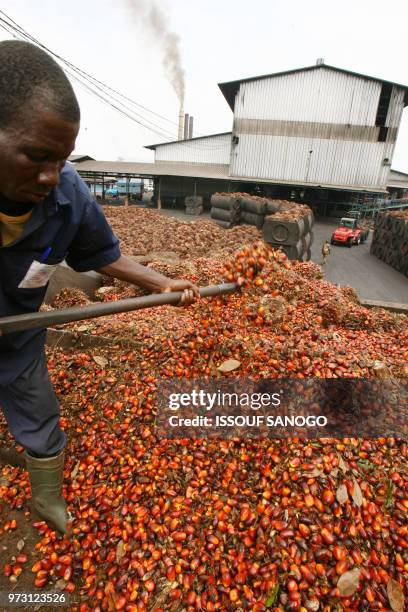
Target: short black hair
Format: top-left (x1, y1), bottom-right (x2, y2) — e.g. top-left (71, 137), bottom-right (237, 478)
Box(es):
top-left (0, 40), bottom-right (80, 129)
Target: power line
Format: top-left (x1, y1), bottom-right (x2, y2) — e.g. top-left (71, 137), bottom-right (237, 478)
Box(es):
top-left (0, 9), bottom-right (181, 131)
top-left (0, 11), bottom-right (230, 151)
top-left (0, 16), bottom-right (178, 141)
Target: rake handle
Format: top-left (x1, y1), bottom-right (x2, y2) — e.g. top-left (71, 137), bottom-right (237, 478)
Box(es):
top-left (0, 283), bottom-right (238, 334)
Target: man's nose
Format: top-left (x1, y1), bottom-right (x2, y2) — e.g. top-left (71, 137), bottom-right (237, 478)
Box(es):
top-left (37, 163), bottom-right (61, 187)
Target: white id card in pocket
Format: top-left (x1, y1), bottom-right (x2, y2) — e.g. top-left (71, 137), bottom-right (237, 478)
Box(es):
top-left (18, 260), bottom-right (59, 289)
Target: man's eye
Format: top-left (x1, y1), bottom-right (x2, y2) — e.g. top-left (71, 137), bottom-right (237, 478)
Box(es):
top-left (26, 153), bottom-right (48, 163)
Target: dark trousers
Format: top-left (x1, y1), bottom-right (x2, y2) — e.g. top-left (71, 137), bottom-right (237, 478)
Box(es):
top-left (0, 352), bottom-right (66, 458)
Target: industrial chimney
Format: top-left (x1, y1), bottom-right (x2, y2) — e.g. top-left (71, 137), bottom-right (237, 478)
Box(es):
top-left (184, 113), bottom-right (189, 140)
top-left (178, 105), bottom-right (184, 140)
top-left (188, 116), bottom-right (194, 139)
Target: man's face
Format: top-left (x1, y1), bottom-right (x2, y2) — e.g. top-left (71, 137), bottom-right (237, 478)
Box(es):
top-left (0, 106), bottom-right (79, 204)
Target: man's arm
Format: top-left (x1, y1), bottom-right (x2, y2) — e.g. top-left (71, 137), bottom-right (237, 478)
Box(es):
top-left (96, 255), bottom-right (200, 305)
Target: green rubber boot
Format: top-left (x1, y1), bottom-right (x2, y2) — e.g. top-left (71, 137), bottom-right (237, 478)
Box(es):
top-left (24, 450), bottom-right (69, 535)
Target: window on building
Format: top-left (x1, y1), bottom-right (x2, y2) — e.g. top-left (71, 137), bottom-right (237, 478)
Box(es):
top-left (378, 126), bottom-right (388, 142)
top-left (375, 84), bottom-right (392, 126)
top-left (375, 83), bottom-right (392, 141)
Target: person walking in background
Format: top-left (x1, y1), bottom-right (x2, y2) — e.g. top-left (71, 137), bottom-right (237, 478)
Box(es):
top-left (321, 240), bottom-right (331, 265)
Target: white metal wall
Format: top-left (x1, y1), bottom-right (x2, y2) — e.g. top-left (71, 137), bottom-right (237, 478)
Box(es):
top-left (232, 135), bottom-right (396, 188)
top-left (230, 68), bottom-right (406, 189)
top-left (154, 133), bottom-right (231, 165)
top-left (233, 68), bottom-right (384, 123)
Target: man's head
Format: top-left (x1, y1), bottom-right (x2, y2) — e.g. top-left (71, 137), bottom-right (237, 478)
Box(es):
top-left (0, 41), bottom-right (80, 204)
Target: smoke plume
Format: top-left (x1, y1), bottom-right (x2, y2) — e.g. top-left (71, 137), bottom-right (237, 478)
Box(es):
top-left (126, 0), bottom-right (185, 103)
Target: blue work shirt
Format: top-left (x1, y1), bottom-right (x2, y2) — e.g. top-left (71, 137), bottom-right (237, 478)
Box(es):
top-left (0, 163), bottom-right (121, 384)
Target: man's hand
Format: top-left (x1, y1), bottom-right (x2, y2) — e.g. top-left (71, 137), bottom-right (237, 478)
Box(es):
top-left (97, 255), bottom-right (200, 306)
top-left (160, 279), bottom-right (200, 306)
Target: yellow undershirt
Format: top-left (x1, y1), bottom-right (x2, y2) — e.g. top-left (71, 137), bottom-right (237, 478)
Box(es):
top-left (0, 210), bottom-right (32, 246)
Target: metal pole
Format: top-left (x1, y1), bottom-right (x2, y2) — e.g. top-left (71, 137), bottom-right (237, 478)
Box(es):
top-left (157, 177), bottom-right (162, 209)
top-left (125, 177), bottom-right (129, 207)
top-left (102, 175), bottom-right (105, 202)
top-left (0, 283), bottom-right (238, 335)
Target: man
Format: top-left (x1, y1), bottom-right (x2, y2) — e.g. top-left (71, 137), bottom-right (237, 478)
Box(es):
top-left (0, 40), bottom-right (199, 535)
top-left (321, 240), bottom-right (331, 265)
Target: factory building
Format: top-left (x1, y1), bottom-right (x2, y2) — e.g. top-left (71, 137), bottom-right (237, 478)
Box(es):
top-left (145, 61), bottom-right (408, 215)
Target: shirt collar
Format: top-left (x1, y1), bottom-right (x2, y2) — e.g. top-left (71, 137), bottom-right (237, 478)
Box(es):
top-left (43, 184), bottom-right (70, 216)
top-left (53, 162), bottom-right (74, 208)
top-left (53, 183), bottom-right (71, 207)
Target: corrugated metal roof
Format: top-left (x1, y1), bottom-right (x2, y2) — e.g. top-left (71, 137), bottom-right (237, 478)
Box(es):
top-left (388, 169), bottom-right (408, 189)
top-left (145, 132), bottom-right (232, 150)
top-left (219, 63), bottom-right (408, 110)
top-left (74, 160), bottom-right (230, 179)
top-left (74, 160), bottom-right (388, 192)
top-left (68, 154), bottom-right (95, 162)
top-left (389, 169), bottom-right (408, 179)
top-left (387, 181), bottom-right (408, 189)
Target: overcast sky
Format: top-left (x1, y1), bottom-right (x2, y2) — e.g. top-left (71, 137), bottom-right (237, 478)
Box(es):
top-left (1, 0), bottom-right (408, 171)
